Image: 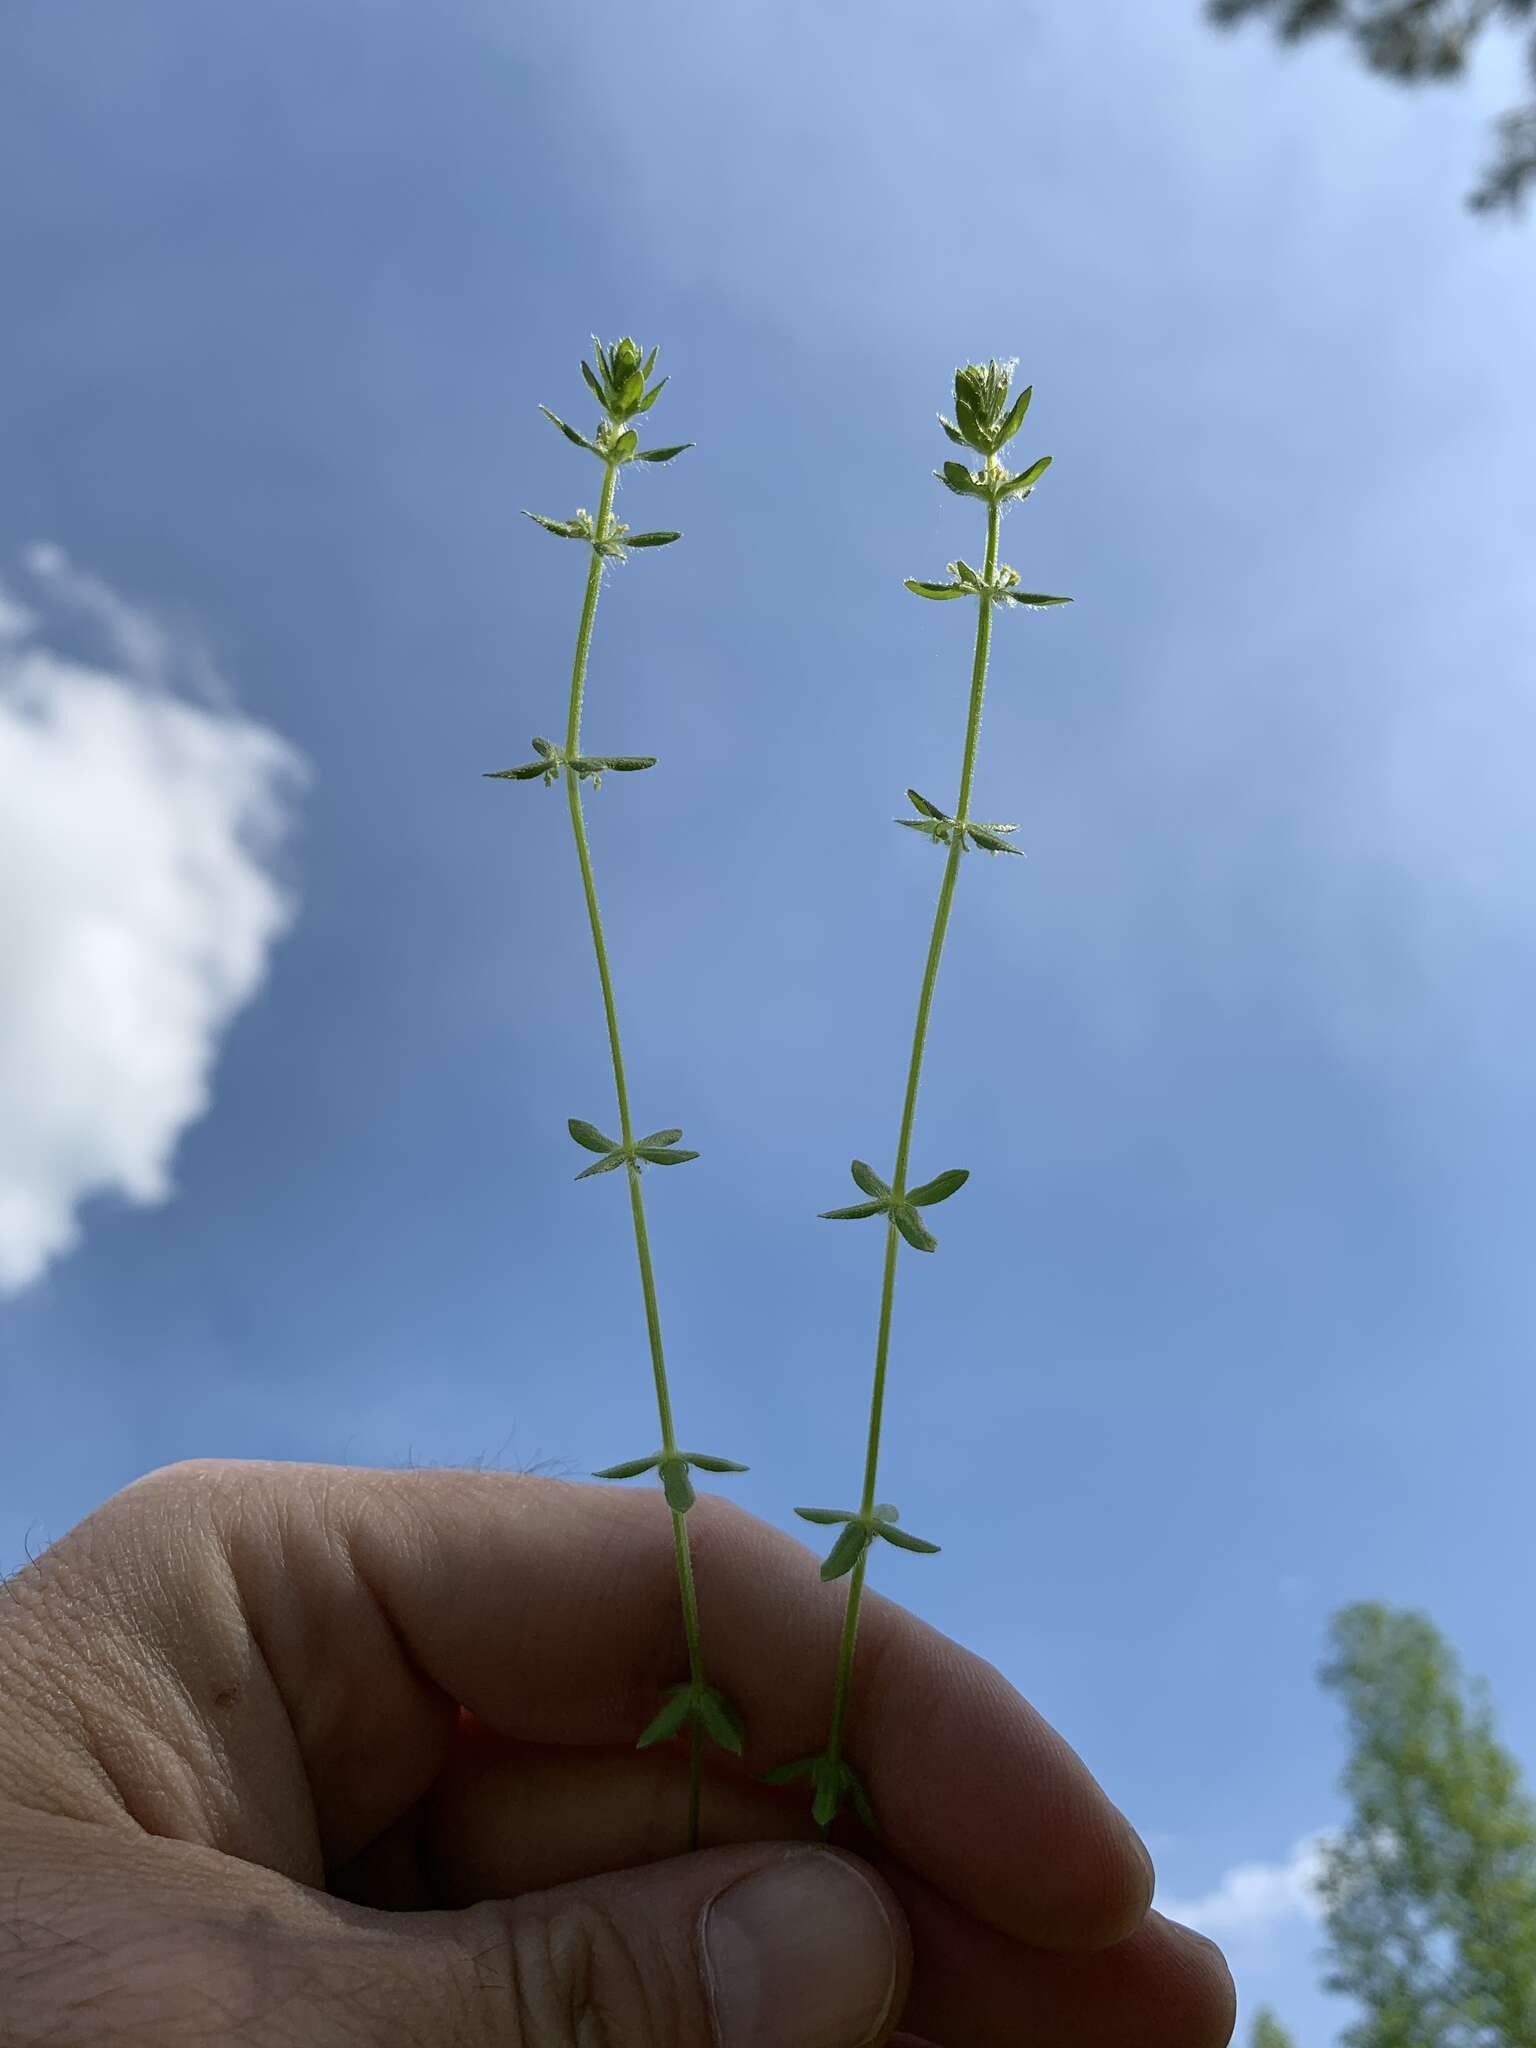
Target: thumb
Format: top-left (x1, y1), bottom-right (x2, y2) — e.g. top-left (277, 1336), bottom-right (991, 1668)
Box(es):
top-left (448, 1842), bottom-right (908, 2048)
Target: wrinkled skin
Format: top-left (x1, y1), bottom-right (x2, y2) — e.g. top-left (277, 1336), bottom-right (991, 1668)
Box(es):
top-left (0, 1461), bottom-right (1236, 2044)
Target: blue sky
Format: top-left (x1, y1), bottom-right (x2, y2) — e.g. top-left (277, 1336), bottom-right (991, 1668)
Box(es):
top-left (3, 2), bottom-right (1535, 2038)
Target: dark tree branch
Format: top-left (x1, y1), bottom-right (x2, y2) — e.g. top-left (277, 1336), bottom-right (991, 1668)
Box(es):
top-left (1206, 0), bottom-right (1536, 207)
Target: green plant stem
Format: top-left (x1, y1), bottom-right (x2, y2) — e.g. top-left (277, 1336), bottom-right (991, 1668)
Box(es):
top-left (823, 494), bottom-right (1002, 1783)
top-left (561, 457), bottom-right (708, 1849)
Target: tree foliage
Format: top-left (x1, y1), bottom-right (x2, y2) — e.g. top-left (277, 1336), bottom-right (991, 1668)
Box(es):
top-left (1251, 2006), bottom-right (1300, 2047)
top-left (1207, 0), bottom-right (1536, 210)
top-left (1319, 1602), bottom-right (1536, 2046)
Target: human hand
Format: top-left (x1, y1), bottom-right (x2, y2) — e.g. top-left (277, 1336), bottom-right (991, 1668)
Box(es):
top-left (0, 1462), bottom-right (1234, 2045)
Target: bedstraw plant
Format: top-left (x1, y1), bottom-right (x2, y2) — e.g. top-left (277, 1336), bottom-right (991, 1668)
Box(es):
top-left (764, 360), bottom-right (1071, 1832)
top-left (488, 337), bottom-right (747, 1851)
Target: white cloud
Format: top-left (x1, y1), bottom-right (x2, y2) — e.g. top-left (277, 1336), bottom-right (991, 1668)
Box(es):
top-left (1159, 1833), bottom-right (1330, 1943)
top-left (0, 554), bottom-right (304, 1294)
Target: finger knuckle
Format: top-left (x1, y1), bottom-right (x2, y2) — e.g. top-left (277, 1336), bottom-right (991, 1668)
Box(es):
top-left (468, 1892), bottom-right (685, 2048)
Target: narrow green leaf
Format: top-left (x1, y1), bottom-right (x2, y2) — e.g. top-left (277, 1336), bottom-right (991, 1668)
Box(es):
top-left (953, 385), bottom-right (984, 448)
top-left (892, 1204), bottom-right (939, 1253)
top-left (636, 376), bottom-right (667, 411)
top-left (877, 1522), bottom-right (942, 1554)
top-left (635, 443), bottom-right (693, 464)
top-left (819, 1200), bottom-right (887, 1221)
top-left (907, 788), bottom-right (946, 819)
top-left (1006, 592), bottom-right (1073, 608)
top-left (820, 1521), bottom-right (873, 1583)
top-left (637, 1128), bottom-right (683, 1149)
top-left (635, 1145), bottom-right (700, 1166)
top-left (593, 1453), bottom-right (662, 1480)
top-left (531, 736), bottom-right (557, 759)
top-left (484, 762), bottom-right (548, 781)
top-left (567, 758), bottom-right (607, 777)
top-left (596, 755), bottom-right (656, 772)
top-left (659, 1457), bottom-right (696, 1514)
top-left (640, 344), bottom-right (659, 380)
top-left (575, 1151), bottom-right (629, 1180)
top-left (850, 1159), bottom-right (891, 1201)
top-left (539, 406), bottom-right (600, 455)
top-left (846, 1767), bottom-right (878, 1833)
top-left (759, 1756), bottom-right (817, 1787)
top-left (939, 459), bottom-right (979, 497)
top-left (907, 1166), bottom-right (969, 1207)
top-left (619, 371), bottom-right (645, 410)
top-left (1005, 454), bottom-right (1052, 494)
top-left (897, 818), bottom-right (948, 840)
top-left (966, 825), bottom-right (1024, 856)
top-left (524, 512), bottom-right (585, 539)
top-left (811, 1759), bottom-right (843, 1827)
top-left (625, 531), bottom-right (681, 549)
top-left (697, 1687), bottom-right (745, 1755)
top-left (614, 428), bottom-right (639, 461)
top-left (953, 559), bottom-right (985, 591)
top-left (581, 357), bottom-right (607, 404)
top-left (794, 1506), bottom-right (855, 1526)
top-left (685, 1453), bottom-right (750, 1474)
top-left (997, 384), bottom-right (1033, 446)
top-left (569, 1118), bottom-right (618, 1154)
top-left (904, 579), bottom-right (967, 600)
top-left (636, 1687), bottom-right (692, 1748)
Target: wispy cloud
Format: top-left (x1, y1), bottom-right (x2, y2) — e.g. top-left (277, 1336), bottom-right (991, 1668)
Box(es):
top-left (0, 551), bottom-right (305, 1293)
top-left (1159, 1833), bottom-right (1330, 1942)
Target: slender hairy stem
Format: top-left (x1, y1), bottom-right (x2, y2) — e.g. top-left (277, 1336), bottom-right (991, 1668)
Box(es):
top-left (560, 458), bottom-right (708, 1848)
top-left (823, 495), bottom-right (1002, 1781)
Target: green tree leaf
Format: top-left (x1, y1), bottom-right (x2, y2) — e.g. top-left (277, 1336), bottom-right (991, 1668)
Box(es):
top-left (875, 1522), bottom-right (942, 1554)
top-left (819, 1200), bottom-right (887, 1221)
top-left (794, 1506), bottom-right (855, 1526)
top-left (904, 579), bottom-right (968, 600)
top-left (635, 1144), bottom-right (700, 1166)
top-left (637, 1128), bottom-right (683, 1149)
top-left (1006, 592), bottom-right (1073, 608)
top-left (596, 756), bottom-right (657, 772)
top-left (524, 512), bottom-right (588, 539)
top-left (635, 443), bottom-right (693, 463)
top-left (484, 762), bottom-right (549, 781)
top-left (907, 1167), bottom-right (969, 1207)
top-left (850, 1160), bottom-right (892, 1201)
top-left (906, 788), bottom-right (947, 819)
top-left (569, 1118), bottom-right (618, 1153)
top-left (685, 1452), bottom-right (750, 1474)
top-left (1249, 2010), bottom-right (1298, 2048)
top-left (1318, 1601), bottom-right (1536, 2042)
top-left (625, 531), bottom-right (681, 549)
